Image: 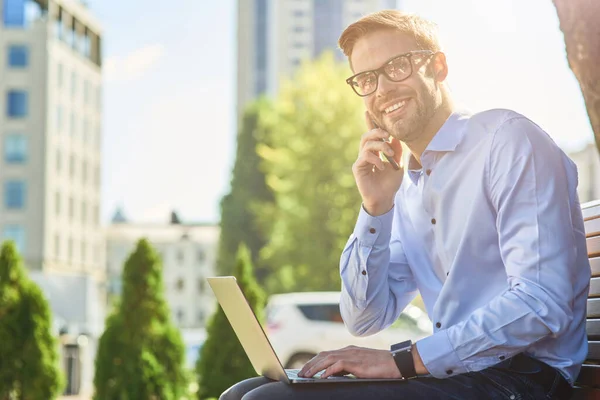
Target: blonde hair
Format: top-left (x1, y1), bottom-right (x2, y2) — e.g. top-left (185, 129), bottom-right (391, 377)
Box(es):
top-left (338, 10), bottom-right (442, 59)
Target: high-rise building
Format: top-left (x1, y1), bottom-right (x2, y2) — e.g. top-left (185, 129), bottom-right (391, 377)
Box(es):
top-left (237, 0), bottom-right (397, 119)
top-left (0, 0), bottom-right (104, 395)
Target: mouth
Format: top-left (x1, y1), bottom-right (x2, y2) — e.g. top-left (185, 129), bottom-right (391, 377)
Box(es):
top-left (381, 98), bottom-right (410, 117)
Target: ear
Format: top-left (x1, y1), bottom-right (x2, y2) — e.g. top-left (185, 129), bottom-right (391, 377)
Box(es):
top-left (432, 52), bottom-right (449, 83)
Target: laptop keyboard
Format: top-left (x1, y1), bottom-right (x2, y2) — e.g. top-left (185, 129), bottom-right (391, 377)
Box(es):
top-left (286, 369), bottom-right (323, 379)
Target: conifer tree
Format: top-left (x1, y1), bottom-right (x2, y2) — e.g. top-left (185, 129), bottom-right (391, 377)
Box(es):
top-left (94, 239), bottom-right (186, 399)
top-left (0, 241), bottom-right (64, 399)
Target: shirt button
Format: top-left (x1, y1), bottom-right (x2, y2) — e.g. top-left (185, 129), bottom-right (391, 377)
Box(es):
top-left (361, 270), bottom-right (367, 276)
top-left (446, 370), bottom-right (453, 375)
top-left (435, 322), bottom-right (441, 328)
top-left (426, 169), bottom-right (432, 176)
top-left (431, 218), bottom-right (436, 225)
top-left (369, 228), bottom-right (376, 234)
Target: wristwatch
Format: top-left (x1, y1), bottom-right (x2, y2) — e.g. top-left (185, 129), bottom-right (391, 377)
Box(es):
top-left (390, 340), bottom-right (417, 379)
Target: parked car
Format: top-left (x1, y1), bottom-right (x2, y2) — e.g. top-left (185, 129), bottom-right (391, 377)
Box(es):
top-left (265, 292), bottom-right (432, 369)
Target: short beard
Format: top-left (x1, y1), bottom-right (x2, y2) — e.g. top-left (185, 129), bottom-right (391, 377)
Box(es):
top-left (385, 85), bottom-right (438, 144)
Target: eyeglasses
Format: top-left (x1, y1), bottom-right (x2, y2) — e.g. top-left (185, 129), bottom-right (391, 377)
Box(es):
top-left (345, 50), bottom-right (436, 97)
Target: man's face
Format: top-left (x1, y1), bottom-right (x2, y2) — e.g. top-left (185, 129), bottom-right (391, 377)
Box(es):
top-left (350, 30), bottom-right (442, 143)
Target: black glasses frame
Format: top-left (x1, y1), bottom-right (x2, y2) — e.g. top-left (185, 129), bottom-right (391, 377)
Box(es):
top-left (345, 50), bottom-right (436, 97)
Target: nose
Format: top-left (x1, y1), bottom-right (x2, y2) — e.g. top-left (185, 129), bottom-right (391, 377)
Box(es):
top-left (375, 72), bottom-right (394, 98)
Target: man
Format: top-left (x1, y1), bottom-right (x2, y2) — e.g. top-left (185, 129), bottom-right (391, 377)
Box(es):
top-left (220, 10), bottom-right (590, 400)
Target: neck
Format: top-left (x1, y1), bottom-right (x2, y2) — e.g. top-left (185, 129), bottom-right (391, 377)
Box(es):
top-left (406, 93), bottom-right (455, 166)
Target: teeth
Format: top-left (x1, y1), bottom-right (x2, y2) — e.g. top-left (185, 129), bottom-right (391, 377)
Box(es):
top-left (384, 100), bottom-right (407, 114)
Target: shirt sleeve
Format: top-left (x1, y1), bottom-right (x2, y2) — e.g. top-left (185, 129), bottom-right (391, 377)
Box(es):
top-left (340, 204), bottom-right (418, 336)
top-left (416, 116), bottom-right (579, 378)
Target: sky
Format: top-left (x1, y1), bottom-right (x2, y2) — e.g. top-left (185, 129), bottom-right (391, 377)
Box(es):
top-left (88, 0), bottom-right (593, 225)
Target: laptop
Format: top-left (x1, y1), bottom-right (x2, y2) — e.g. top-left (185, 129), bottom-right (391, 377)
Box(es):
top-left (207, 276), bottom-right (405, 384)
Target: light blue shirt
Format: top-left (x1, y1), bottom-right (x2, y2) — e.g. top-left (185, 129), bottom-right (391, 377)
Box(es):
top-left (339, 109), bottom-right (590, 385)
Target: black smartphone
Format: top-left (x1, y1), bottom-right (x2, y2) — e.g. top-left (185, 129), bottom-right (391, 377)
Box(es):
top-left (371, 119), bottom-right (400, 171)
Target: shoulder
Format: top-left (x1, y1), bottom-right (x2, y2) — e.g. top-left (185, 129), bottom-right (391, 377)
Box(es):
top-left (465, 109), bottom-right (556, 151)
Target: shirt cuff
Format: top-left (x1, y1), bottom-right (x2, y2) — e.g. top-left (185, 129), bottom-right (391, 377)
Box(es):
top-left (353, 204), bottom-right (394, 247)
top-left (416, 330), bottom-right (468, 379)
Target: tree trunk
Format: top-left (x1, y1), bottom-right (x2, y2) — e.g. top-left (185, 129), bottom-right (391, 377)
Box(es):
top-left (553, 0), bottom-right (600, 153)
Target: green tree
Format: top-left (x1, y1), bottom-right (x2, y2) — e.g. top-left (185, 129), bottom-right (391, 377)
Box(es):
top-left (94, 239), bottom-right (186, 400)
top-left (0, 241), bottom-right (64, 400)
top-left (196, 245), bottom-right (265, 399)
top-left (217, 99), bottom-right (275, 283)
top-left (257, 52), bottom-right (365, 292)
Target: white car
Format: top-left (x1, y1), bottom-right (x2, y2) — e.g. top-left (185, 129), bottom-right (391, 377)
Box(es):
top-left (265, 292), bottom-right (432, 368)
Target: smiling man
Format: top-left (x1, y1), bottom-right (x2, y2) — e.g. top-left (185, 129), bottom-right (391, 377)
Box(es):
top-left (219, 10), bottom-right (589, 400)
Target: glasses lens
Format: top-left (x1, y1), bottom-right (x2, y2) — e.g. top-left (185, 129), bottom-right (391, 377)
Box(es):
top-left (351, 71), bottom-right (378, 96)
top-left (385, 55), bottom-right (411, 81)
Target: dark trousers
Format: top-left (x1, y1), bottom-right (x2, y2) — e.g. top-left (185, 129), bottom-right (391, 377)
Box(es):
top-left (219, 354), bottom-right (572, 400)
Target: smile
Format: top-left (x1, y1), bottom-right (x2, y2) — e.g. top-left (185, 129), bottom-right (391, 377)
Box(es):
top-left (383, 100), bottom-right (407, 114)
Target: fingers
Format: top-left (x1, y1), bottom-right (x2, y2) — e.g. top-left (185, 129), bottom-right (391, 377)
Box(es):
top-left (359, 127), bottom-right (389, 151)
top-left (364, 110), bottom-right (376, 130)
top-left (321, 360), bottom-right (350, 379)
top-left (355, 140), bottom-right (395, 172)
top-left (299, 351), bottom-right (337, 378)
top-left (389, 137), bottom-right (403, 165)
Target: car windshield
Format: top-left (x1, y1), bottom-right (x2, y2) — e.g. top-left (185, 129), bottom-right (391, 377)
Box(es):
top-left (297, 304), bottom-right (343, 323)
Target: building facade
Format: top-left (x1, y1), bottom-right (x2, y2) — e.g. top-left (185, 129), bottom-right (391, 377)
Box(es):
top-left (105, 211), bottom-right (218, 331)
top-left (237, 0), bottom-right (398, 120)
top-left (0, 0), bottom-right (104, 395)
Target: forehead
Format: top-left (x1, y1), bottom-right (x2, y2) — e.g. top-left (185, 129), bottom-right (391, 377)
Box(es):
top-left (350, 30), bottom-right (419, 73)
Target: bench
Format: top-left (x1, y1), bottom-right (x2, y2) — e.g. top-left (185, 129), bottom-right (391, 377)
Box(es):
top-left (572, 200), bottom-right (600, 398)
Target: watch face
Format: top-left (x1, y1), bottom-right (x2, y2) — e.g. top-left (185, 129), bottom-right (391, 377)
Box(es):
top-left (391, 340), bottom-right (412, 353)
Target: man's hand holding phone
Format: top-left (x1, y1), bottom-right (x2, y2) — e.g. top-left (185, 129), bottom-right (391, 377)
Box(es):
top-left (353, 111), bottom-right (404, 216)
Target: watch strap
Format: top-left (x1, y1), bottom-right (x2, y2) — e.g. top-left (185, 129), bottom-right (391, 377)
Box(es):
top-left (390, 340), bottom-right (417, 379)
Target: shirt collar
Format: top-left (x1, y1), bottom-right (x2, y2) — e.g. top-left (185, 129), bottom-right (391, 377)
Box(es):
top-left (406, 109), bottom-right (472, 185)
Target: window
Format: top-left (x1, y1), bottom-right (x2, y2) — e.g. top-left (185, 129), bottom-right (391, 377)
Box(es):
top-left (297, 304), bottom-right (344, 323)
top-left (176, 309), bottom-right (184, 324)
top-left (176, 278), bottom-right (184, 291)
top-left (56, 149), bottom-right (61, 173)
top-left (56, 105), bottom-right (63, 132)
top-left (81, 241), bottom-right (86, 263)
top-left (68, 196), bottom-right (74, 219)
top-left (83, 80), bottom-right (90, 105)
top-left (3, 0), bottom-right (25, 27)
top-left (197, 248), bottom-right (206, 264)
top-left (7, 45), bottom-right (29, 67)
top-left (82, 117), bottom-right (89, 143)
top-left (70, 112), bottom-right (76, 137)
top-left (81, 201), bottom-right (86, 224)
top-left (54, 234), bottom-right (60, 258)
top-left (197, 310), bottom-right (205, 324)
top-left (177, 249), bottom-right (184, 265)
top-left (4, 180), bottom-right (26, 209)
top-left (197, 278), bottom-right (205, 293)
top-left (3, 225), bottom-right (25, 253)
top-left (82, 160), bottom-right (87, 184)
top-left (71, 71), bottom-right (77, 98)
top-left (96, 86), bottom-right (102, 110)
top-left (4, 134), bottom-right (27, 163)
top-left (55, 192), bottom-right (60, 215)
top-left (69, 154), bottom-right (75, 178)
top-left (57, 63), bottom-right (64, 87)
top-left (6, 90), bottom-right (28, 118)
top-left (68, 237), bottom-right (73, 261)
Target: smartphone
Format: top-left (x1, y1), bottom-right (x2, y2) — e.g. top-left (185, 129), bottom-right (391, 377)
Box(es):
top-left (372, 120), bottom-right (400, 170)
